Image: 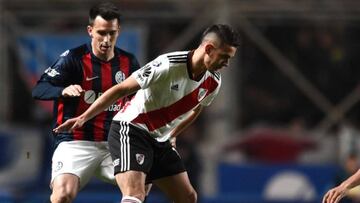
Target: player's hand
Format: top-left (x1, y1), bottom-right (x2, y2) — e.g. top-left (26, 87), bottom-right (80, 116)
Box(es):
top-left (62, 84), bottom-right (84, 97)
top-left (53, 117), bottom-right (85, 133)
top-left (170, 137), bottom-right (176, 148)
top-left (322, 185), bottom-right (348, 203)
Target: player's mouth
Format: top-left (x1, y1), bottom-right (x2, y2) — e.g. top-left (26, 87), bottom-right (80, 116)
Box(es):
top-left (100, 45), bottom-right (111, 52)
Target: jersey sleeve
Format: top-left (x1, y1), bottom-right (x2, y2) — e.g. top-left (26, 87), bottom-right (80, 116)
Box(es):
top-left (32, 50), bottom-right (80, 100)
top-left (132, 55), bottom-right (168, 89)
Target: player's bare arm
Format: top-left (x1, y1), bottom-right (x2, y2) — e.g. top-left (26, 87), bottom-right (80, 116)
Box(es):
top-left (54, 76), bottom-right (140, 133)
top-left (169, 105), bottom-right (203, 146)
top-left (62, 84), bottom-right (84, 97)
top-left (322, 169), bottom-right (360, 203)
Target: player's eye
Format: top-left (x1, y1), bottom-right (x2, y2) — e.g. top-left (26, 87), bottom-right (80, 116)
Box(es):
top-left (98, 31), bottom-right (107, 36)
top-left (109, 31), bottom-right (116, 36)
top-left (97, 31), bottom-right (117, 37)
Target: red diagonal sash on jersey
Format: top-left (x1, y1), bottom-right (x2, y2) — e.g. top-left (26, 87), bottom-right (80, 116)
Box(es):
top-left (132, 76), bottom-right (219, 131)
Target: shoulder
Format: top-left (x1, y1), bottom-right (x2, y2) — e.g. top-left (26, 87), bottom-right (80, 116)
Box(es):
top-left (59, 44), bottom-right (89, 60)
top-left (149, 51), bottom-right (189, 70)
top-left (165, 51), bottom-right (189, 64)
top-left (115, 47), bottom-right (137, 60)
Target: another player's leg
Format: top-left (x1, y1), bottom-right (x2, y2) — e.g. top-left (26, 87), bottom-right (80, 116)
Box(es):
top-left (50, 174), bottom-right (79, 203)
top-left (154, 171), bottom-right (197, 203)
top-left (50, 141), bottom-right (101, 203)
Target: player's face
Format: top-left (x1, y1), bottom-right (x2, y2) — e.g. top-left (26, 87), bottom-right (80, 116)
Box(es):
top-left (88, 16), bottom-right (120, 61)
top-left (205, 44), bottom-right (237, 72)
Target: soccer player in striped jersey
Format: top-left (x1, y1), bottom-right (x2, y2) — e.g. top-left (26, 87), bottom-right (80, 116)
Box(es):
top-left (55, 24), bottom-right (240, 203)
top-left (32, 2), bottom-right (152, 203)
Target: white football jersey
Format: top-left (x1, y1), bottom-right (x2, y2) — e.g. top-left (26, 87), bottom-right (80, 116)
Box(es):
top-left (113, 51), bottom-right (221, 142)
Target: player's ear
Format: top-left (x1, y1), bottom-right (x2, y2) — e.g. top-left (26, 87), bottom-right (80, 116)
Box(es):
top-left (118, 25), bottom-right (121, 33)
top-left (87, 25), bottom-right (93, 38)
top-left (205, 43), bottom-right (215, 55)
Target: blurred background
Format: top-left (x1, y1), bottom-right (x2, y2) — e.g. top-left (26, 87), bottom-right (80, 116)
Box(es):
top-left (2, 0), bottom-right (360, 202)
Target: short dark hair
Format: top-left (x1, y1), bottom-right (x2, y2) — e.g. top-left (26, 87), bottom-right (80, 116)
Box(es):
top-left (202, 24), bottom-right (241, 47)
top-left (89, 2), bottom-right (121, 26)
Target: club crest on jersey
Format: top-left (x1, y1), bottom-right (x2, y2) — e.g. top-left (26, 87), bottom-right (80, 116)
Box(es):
top-left (54, 161), bottom-right (63, 172)
top-left (198, 88), bottom-right (208, 101)
top-left (115, 71), bottom-right (125, 84)
top-left (135, 153), bottom-right (145, 165)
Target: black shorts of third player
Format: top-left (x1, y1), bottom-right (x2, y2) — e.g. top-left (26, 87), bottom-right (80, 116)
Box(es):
top-left (108, 121), bottom-right (186, 183)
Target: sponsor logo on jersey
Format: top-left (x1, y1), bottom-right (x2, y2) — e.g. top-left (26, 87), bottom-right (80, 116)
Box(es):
top-left (141, 65), bottom-right (152, 77)
top-left (85, 75), bottom-right (99, 81)
top-left (198, 88), bottom-right (208, 101)
top-left (84, 90), bottom-right (96, 104)
top-left (54, 161), bottom-right (63, 172)
top-left (60, 50), bottom-right (70, 57)
top-left (171, 84), bottom-right (179, 91)
top-left (44, 67), bottom-right (60, 77)
top-left (136, 65), bottom-right (152, 81)
top-left (113, 158), bottom-right (120, 166)
top-left (106, 104), bottom-right (122, 112)
top-left (83, 90), bottom-right (122, 111)
top-left (135, 153), bottom-right (145, 165)
top-left (115, 71), bottom-right (125, 84)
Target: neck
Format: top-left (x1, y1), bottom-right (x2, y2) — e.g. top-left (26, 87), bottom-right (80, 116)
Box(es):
top-left (94, 51), bottom-right (114, 61)
top-left (91, 43), bottom-right (114, 61)
top-left (190, 48), bottom-right (207, 79)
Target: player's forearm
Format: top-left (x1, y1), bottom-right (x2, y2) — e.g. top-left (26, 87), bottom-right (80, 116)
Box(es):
top-left (79, 78), bottom-right (139, 123)
top-left (170, 105), bottom-right (203, 138)
top-left (340, 169), bottom-right (360, 190)
top-left (79, 84), bottom-right (124, 122)
top-left (32, 81), bottom-right (64, 100)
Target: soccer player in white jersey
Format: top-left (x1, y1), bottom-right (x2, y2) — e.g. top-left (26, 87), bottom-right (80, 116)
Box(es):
top-left (54, 24), bottom-right (240, 203)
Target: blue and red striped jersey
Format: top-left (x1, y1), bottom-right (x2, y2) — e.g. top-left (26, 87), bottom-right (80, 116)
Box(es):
top-left (32, 43), bottom-right (139, 146)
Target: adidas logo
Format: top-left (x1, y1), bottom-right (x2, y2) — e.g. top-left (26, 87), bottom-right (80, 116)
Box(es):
top-left (113, 159), bottom-right (120, 166)
top-left (171, 84), bottom-right (179, 91)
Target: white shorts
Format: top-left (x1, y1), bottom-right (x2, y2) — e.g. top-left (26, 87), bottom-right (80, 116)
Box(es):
top-left (51, 140), bottom-right (116, 189)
